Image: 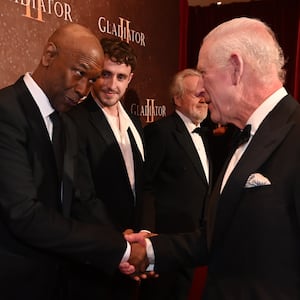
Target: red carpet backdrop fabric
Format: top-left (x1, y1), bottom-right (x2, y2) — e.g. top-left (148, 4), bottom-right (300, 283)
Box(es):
top-left (0, 0), bottom-right (180, 125)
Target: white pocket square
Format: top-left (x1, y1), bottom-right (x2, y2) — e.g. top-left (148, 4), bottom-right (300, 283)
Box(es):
top-left (245, 173), bottom-right (271, 188)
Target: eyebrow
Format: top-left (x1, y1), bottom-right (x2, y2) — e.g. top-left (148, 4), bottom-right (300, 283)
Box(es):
top-left (78, 61), bottom-right (98, 71)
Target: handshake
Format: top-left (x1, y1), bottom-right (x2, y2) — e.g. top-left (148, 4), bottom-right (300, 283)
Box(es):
top-left (119, 229), bottom-right (158, 282)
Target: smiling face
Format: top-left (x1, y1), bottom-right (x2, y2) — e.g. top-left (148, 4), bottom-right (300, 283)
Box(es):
top-left (91, 57), bottom-right (133, 111)
top-left (174, 75), bottom-right (208, 125)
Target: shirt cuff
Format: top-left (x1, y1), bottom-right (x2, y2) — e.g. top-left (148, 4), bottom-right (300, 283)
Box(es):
top-left (145, 238), bottom-right (155, 271)
top-left (120, 241), bottom-right (131, 263)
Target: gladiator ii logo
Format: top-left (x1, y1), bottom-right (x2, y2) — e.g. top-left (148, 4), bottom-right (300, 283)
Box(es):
top-left (98, 16), bottom-right (146, 47)
top-left (12, 0), bottom-right (73, 22)
top-left (130, 99), bottom-right (166, 123)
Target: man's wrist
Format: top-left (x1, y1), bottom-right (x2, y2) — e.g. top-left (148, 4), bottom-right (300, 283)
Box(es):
top-left (145, 238), bottom-right (155, 271)
top-left (120, 241), bottom-right (131, 263)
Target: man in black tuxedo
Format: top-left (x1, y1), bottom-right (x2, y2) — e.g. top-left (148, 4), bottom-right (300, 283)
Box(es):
top-left (124, 17), bottom-right (300, 300)
top-left (0, 23), bottom-right (139, 300)
top-left (67, 37), bottom-right (152, 299)
top-left (140, 68), bottom-right (211, 300)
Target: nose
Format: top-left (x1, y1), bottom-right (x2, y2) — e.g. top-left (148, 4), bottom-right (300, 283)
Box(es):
top-left (75, 77), bottom-right (92, 99)
top-left (106, 75), bottom-right (117, 89)
top-left (199, 90), bottom-right (209, 103)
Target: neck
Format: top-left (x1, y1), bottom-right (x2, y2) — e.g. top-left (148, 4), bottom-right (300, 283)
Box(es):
top-left (102, 105), bottom-right (119, 117)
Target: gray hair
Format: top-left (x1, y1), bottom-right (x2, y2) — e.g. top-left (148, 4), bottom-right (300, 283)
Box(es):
top-left (203, 17), bottom-right (286, 84)
top-left (170, 68), bottom-right (202, 102)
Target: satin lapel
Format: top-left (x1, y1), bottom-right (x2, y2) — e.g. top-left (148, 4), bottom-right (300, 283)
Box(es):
top-left (84, 97), bottom-right (130, 182)
top-left (172, 114), bottom-right (208, 185)
top-left (210, 96), bottom-right (297, 248)
top-left (86, 98), bottom-right (137, 199)
top-left (206, 143), bottom-right (236, 249)
top-left (127, 115), bottom-right (145, 197)
top-left (15, 78), bottom-right (62, 211)
top-left (15, 78), bottom-right (55, 169)
top-left (85, 97), bottom-right (120, 149)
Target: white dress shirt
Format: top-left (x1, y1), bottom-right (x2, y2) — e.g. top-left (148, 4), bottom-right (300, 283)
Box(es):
top-left (101, 102), bottom-right (144, 200)
top-left (176, 110), bottom-right (210, 183)
top-left (221, 87), bottom-right (288, 192)
top-left (23, 72), bottom-right (55, 139)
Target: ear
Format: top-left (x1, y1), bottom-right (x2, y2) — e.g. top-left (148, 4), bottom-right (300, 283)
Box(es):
top-left (229, 53), bottom-right (243, 85)
top-left (128, 72), bottom-right (134, 84)
top-left (173, 95), bottom-right (182, 107)
top-left (41, 42), bottom-right (58, 67)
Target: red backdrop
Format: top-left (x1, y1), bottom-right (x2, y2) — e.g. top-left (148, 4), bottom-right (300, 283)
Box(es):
top-left (0, 0), bottom-right (181, 125)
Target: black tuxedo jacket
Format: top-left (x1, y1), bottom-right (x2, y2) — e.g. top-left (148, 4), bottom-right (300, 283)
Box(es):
top-left (151, 95), bottom-right (300, 300)
top-left (0, 77), bottom-right (126, 300)
top-left (68, 94), bottom-right (151, 232)
top-left (143, 112), bottom-right (212, 233)
top-left (67, 94), bottom-right (153, 299)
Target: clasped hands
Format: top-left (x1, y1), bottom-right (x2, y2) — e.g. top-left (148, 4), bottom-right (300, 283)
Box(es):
top-left (119, 229), bottom-right (158, 281)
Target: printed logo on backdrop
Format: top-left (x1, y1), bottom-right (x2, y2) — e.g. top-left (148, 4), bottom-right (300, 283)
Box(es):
top-left (98, 17), bottom-right (146, 47)
top-left (11, 0), bottom-right (73, 22)
top-left (10, 3), bottom-right (145, 48)
top-left (131, 99), bottom-right (166, 123)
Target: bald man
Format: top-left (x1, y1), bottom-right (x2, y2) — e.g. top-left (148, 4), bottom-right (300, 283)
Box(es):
top-left (0, 23), bottom-right (135, 300)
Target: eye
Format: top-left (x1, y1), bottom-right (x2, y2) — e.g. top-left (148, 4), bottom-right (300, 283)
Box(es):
top-left (73, 69), bottom-right (85, 78)
top-left (117, 74), bottom-right (127, 81)
top-left (101, 71), bottom-right (111, 78)
top-left (89, 77), bottom-right (98, 84)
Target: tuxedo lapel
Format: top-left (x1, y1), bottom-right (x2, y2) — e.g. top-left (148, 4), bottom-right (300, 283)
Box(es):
top-left (209, 96), bottom-right (297, 249)
top-left (85, 97), bottom-right (122, 153)
top-left (172, 114), bottom-right (208, 185)
top-left (83, 96), bottom-right (135, 191)
top-left (15, 77), bottom-right (62, 211)
top-left (15, 78), bottom-right (54, 163)
top-left (127, 126), bottom-right (144, 200)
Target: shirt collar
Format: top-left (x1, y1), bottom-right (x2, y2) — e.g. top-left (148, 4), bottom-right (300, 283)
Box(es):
top-left (23, 72), bottom-right (54, 118)
top-left (246, 87), bottom-right (287, 136)
top-left (176, 109), bottom-right (200, 133)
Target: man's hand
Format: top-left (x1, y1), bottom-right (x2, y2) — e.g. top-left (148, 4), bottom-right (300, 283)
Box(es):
top-left (124, 231), bottom-right (158, 246)
top-left (130, 242), bottom-right (149, 281)
top-left (119, 241), bottom-right (148, 281)
top-left (119, 231), bottom-right (159, 281)
top-left (123, 228), bottom-right (134, 235)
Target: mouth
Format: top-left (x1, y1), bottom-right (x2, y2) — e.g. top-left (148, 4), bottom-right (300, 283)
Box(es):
top-left (65, 96), bottom-right (79, 107)
top-left (102, 89), bottom-right (118, 96)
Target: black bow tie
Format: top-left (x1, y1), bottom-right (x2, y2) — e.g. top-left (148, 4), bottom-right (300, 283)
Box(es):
top-left (192, 126), bottom-right (209, 136)
top-left (235, 124), bottom-right (251, 148)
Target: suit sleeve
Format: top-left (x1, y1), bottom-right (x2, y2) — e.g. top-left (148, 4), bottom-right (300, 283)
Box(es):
top-left (0, 97), bottom-right (126, 274)
top-left (150, 229), bottom-right (208, 272)
top-left (140, 123), bottom-right (167, 232)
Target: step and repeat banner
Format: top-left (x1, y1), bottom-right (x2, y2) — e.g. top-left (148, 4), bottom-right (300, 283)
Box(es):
top-left (0, 0), bottom-right (180, 125)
